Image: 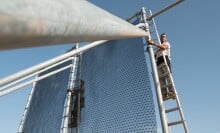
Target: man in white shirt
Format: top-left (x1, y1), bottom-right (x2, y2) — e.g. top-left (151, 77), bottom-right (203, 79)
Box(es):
top-left (147, 33), bottom-right (175, 100)
top-left (148, 33), bottom-right (171, 71)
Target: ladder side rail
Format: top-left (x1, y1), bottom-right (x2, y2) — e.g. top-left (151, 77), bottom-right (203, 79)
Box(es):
top-left (166, 71), bottom-right (189, 132)
top-left (148, 11), bottom-right (172, 133)
top-left (149, 10), bottom-right (189, 132)
top-left (149, 10), bottom-right (170, 73)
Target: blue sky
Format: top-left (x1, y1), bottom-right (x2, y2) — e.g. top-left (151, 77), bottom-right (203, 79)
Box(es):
top-left (0, 0), bottom-right (220, 132)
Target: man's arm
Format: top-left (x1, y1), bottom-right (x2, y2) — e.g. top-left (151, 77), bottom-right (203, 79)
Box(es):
top-left (147, 40), bottom-right (168, 50)
top-left (154, 43), bottom-right (168, 50)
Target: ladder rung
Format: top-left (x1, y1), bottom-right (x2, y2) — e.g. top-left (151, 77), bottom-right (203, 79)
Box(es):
top-left (168, 120), bottom-right (184, 126)
top-left (161, 83), bottom-right (172, 89)
top-left (165, 107), bottom-right (179, 113)
top-left (159, 72), bottom-right (169, 79)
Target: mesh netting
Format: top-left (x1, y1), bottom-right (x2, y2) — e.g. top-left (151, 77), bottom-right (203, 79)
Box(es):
top-left (22, 61), bottom-right (71, 133)
top-left (21, 38), bottom-right (157, 133)
top-left (78, 38), bottom-right (157, 132)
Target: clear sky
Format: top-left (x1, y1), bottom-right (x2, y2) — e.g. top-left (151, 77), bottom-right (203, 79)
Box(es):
top-left (0, 0), bottom-right (220, 133)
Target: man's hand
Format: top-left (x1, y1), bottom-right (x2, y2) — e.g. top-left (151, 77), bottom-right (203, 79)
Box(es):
top-left (147, 40), bottom-right (155, 45)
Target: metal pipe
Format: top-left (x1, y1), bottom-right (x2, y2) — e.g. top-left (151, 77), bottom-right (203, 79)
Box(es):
top-left (141, 8), bottom-right (169, 133)
top-left (76, 53), bottom-right (82, 133)
top-left (0, 0), bottom-right (148, 50)
top-left (0, 40), bottom-right (107, 88)
top-left (61, 57), bottom-right (78, 133)
top-left (147, 0), bottom-right (184, 20)
top-left (0, 64), bottom-right (72, 96)
top-left (126, 11), bottom-right (141, 21)
top-left (0, 57), bottom-right (73, 91)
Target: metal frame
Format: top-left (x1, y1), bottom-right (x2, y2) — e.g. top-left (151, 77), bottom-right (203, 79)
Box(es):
top-left (147, 0), bottom-right (184, 20)
top-left (0, 61), bottom-right (72, 96)
top-left (0, 57), bottom-right (73, 91)
top-left (0, 40), bottom-right (107, 97)
top-left (61, 56), bottom-right (79, 133)
top-left (0, 1), bottom-right (186, 132)
top-left (126, 1), bottom-right (185, 132)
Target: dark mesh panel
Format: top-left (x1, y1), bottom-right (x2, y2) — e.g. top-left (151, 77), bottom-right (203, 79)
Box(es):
top-left (78, 38), bottom-right (157, 132)
top-left (22, 61), bottom-right (71, 133)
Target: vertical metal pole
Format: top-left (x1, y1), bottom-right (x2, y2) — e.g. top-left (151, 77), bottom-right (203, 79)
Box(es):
top-left (76, 43), bottom-right (81, 133)
top-left (76, 89), bottom-right (81, 133)
top-left (61, 57), bottom-right (78, 133)
top-left (141, 7), bottom-right (169, 133)
top-left (17, 76), bottom-right (37, 133)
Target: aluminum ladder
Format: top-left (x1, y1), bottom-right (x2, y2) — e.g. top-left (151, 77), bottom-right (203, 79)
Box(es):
top-left (147, 10), bottom-right (189, 133)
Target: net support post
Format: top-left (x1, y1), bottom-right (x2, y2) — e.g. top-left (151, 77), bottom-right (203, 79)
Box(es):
top-left (140, 7), bottom-right (169, 133)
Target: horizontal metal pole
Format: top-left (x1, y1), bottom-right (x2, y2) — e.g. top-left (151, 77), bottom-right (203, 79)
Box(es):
top-left (0, 64), bottom-right (72, 96)
top-left (147, 0), bottom-right (184, 20)
top-left (0, 57), bottom-right (74, 91)
top-left (126, 11), bottom-right (141, 21)
top-left (0, 40), bottom-right (107, 87)
top-left (0, 0), bottom-right (148, 50)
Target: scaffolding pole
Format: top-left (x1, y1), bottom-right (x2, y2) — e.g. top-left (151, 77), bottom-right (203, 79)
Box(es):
top-left (147, 0), bottom-right (184, 20)
top-left (140, 7), bottom-right (169, 133)
top-left (0, 0), bottom-right (147, 50)
top-left (61, 57), bottom-right (78, 133)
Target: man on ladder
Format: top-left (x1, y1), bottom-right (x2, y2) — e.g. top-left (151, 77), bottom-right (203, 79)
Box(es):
top-left (147, 33), bottom-right (175, 100)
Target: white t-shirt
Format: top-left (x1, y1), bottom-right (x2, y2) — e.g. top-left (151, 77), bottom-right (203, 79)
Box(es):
top-left (155, 41), bottom-right (171, 59)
